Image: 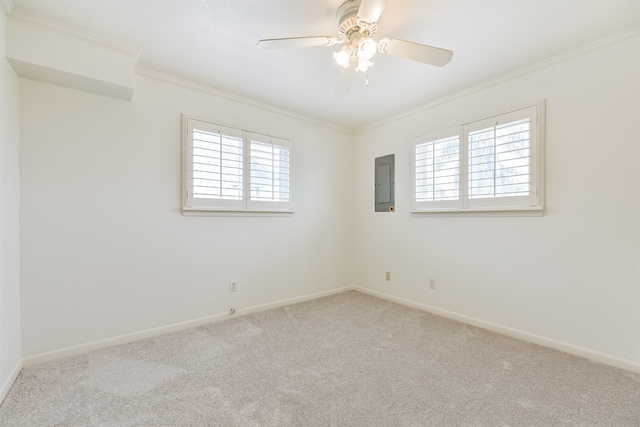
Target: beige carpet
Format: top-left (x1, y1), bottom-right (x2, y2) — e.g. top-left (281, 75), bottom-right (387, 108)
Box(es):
top-left (1, 291), bottom-right (639, 426)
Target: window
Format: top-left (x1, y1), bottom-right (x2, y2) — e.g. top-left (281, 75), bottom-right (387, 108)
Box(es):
top-left (412, 102), bottom-right (544, 213)
top-left (414, 128), bottom-right (460, 210)
top-left (183, 117), bottom-right (292, 213)
top-left (248, 133), bottom-right (291, 209)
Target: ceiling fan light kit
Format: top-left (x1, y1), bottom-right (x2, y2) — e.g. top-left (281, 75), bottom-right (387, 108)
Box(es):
top-left (334, 0), bottom-right (378, 73)
top-left (258, 0), bottom-right (453, 94)
top-left (333, 33), bottom-right (377, 72)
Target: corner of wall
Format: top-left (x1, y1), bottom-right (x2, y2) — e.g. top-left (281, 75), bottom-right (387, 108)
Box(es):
top-left (0, 1), bottom-right (24, 404)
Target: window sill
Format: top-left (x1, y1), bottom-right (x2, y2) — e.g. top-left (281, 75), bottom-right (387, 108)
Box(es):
top-left (411, 206), bottom-right (544, 217)
top-left (182, 207), bottom-right (295, 217)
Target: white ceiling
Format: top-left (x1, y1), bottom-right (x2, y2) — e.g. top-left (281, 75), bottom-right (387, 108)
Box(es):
top-left (10, 0), bottom-right (640, 130)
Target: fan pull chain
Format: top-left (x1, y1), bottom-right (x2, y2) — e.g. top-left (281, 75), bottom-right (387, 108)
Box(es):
top-left (366, 71), bottom-right (369, 87)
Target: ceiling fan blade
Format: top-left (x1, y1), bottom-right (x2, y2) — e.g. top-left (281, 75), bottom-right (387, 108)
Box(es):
top-left (357, 0), bottom-right (388, 25)
top-left (257, 36), bottom-right (338, 49)
top-left (378, 38), bottom-right (453, 67)
top-left (334, 65), bottom-right (356, 96)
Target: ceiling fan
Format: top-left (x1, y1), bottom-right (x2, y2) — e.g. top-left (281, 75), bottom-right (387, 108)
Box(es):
top-left (257, 0), bottom-right (453, 95)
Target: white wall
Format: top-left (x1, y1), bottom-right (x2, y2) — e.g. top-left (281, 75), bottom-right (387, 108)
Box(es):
top-left (19, 72), bottom-right (355, 358)
top-left (352, 33), bottom-right (640, 370)
top-left (0, 6), bottom-right (23, 400)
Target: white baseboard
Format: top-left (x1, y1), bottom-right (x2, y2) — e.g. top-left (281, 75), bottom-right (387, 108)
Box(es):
top-left (22, 285), bottom-right (639, 374)
top-left (0, 358), bottom-right (23, 404)
top-left (354, 286), bottom-right (640, 374)
top-left (23, 286), bottom-right (353, 367)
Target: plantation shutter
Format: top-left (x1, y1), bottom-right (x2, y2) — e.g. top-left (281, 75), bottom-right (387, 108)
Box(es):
top-left (182, 116), bottom-right (295, 214)
top-left (186, 119), bottom-right (243, 209)
top-left (413, 128), bottom-right (460, 210)
top-left (466, 106), bottom-right (538, 209)
top-left (411, 102), bottom-right (543, 213)
top-left (247, 132), bottom-right (292, 210)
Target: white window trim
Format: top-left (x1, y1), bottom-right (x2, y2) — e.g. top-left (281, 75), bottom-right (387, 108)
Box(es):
top-left (181, 115), bottom-right (294, 216)
top-left (411, 100), bottom-right (545, 215)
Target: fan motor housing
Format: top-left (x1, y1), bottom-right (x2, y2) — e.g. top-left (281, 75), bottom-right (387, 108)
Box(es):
top-left (336, 0), bottom-right (377, 39)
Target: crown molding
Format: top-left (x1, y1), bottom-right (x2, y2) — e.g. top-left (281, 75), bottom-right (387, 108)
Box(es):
top-left (136, 67), bottom-right (354, 135)
top-left (357, 25), bottom-right (640, 133)
top-left (0, 0), bottom-right (14, 16)
top-left (8, 9), bottom-right (139, 58)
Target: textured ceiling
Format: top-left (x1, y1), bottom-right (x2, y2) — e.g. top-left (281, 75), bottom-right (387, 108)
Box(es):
top-left (10, 0), bottom-right (640, 130)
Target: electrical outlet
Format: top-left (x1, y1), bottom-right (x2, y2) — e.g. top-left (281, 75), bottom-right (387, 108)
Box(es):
top-left (229, 281), bottom-right (237, 292)
top-left (429, 279), bottom-right (436, 290)
top-left (385, 272), bottom-right (391, 281)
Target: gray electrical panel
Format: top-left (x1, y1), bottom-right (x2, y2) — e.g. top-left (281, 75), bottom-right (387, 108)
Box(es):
top-left (375, 154), bottom-right (395, 212)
